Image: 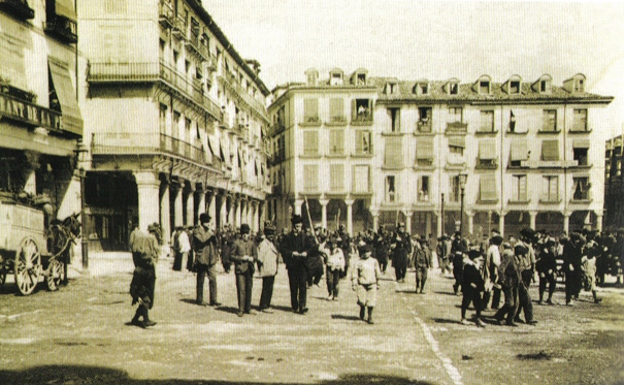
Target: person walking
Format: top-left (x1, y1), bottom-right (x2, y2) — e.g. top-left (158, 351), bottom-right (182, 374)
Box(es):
top-left (414, 238), bottom-right (432, 293)
top-left (390, 222), bottom-right (412, 283)
top-left (326, 236), bottom-right (346, 301)
top-left (257, 223), bottom-right (280, 313)
top-left (351, 242), bottom-right (381, 324)
top-left (193, 213), bottom-right (221, 307)
top-left (129, 224), bottom-right (160, 328)
top-left (494, 245), bottom-right (522, 326)
top-left (460, 248), bottom-right (486, 327)
top-left (279, 215), bottom-right (315, 314)
top-left (536, 239), bottom-right (557, 305)
top-left (231, 223), bottom-right (257, 317)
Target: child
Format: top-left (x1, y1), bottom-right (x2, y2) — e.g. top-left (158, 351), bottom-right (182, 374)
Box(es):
top-left (326, 237), bottom-right (345, 300)
top-left (351, 242), bottom-right (381, 324)
top-left (460, 248), bottom-right (486, 327)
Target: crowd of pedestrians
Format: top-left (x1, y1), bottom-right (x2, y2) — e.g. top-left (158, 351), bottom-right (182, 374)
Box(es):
top-left (127, 213), bottom-right (624, 329)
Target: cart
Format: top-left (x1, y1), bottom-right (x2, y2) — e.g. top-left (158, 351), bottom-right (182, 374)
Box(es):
top-left (0, 198), bottom-right (68, 295)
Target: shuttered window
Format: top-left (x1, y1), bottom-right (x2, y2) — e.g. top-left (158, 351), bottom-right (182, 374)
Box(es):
top-left (353, 165), bottom-right (370, 193)
top-left (478, 139), bottom-right (497, 160)
top-left (480, 110), bottom-right (495, 132)
top-left (303, 165), bottom-right (318, 191)
top-left (543, 110), bottom-right (557, 131)
top-left (330, 164), bottom-right (344, 191)
top-left (479, 175), bottom-right (498, 202)
top-left (330, 98), bottom-right (344, 122)
top-left (303, 131), bottom-right (319, 156)
top-left (542, 176), bottom-right (559, 202)
top-left (573, 109), bottom-right (588, 131)
top-left (385, 175), bottom-right (397, 202)
top-left (510, 139), bottom-right (529, 161)
top-left (355, 131), bottom-right (372, 155)
top-left (512, 175), bottom-right (527, 201)
top-left (49, 59), bottom-right (83, 135)
top-left (329, 130), bottom-right (344, 155)
top-left (541, 140), bottom-right (560, 161)
top-left (384, 136), bottom-right (403, 168)
top-left (303, 98), bottom-right (319, 123)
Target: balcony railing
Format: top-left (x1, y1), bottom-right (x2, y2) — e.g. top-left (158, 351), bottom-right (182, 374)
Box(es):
top-left (352, 110), bottom-right (373, 124)
top-left (172, 17), bottom-right (187, 40)
top-left (44, 14), bottom-right (77, 43)
top-left (0, 0), bottom-right (35, 20)
top-left (158, 0), bottom-right (174, 28)
top-left (87, 62), bottom-right (221, 121)
top-left (446, 121), bottom-right (468, 133)
top-left (416, 120), bottom-right (432, 133)
top-left (218, 74), bottom-right (267, 119)
top-left (91, 132), bottom-right (209, 165)
top-left (186, 32), bottom-right (210, 61)
top-left (476, 159), bottom-right (498, 169)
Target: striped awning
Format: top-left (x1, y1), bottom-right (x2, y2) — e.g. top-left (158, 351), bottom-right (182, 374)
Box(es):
top-left (541, 140), bottom-right (560, 161)
top-left (55, 0), bottom-right (77, 21)
top-left (479, 175), bottom-right (498, 201)
top-left (448, 136), bottom-right (465, 148)
top-left (573, 139), bottom-right (590, 149)
top-left (510, 139), bottom-right (529, 161)
top-left (416, 137), bottom-right (434, 159)
top-left (384, 136), bottom-right (403, 168)
top-left (478, 139), bottom-right (497, 160)
top-left (49, 59), bottom-right (83, 135)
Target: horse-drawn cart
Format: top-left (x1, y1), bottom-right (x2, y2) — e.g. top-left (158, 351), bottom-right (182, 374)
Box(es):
top-left (0, 197), bottom-right (74, 295)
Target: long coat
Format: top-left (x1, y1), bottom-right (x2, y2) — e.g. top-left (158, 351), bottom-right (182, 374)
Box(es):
top-left (129, 229), bottom-right (159, 309)
top-left (193, 226), bottom-right (219, 266)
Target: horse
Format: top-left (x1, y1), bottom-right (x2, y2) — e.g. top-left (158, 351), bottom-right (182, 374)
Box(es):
top-left (46, 212), bottom-right (81, 285)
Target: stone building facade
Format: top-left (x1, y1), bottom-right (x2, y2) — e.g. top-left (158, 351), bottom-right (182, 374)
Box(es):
top-left (605, 134), bottom-right (624, 231)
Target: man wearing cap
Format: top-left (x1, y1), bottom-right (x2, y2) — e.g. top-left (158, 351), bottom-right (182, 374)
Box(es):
top-left (230, 223), bottom-right (257, 317)
top-left (129, 224), bottom-right (160, 328)
top-left (563, 231), bottom-right (585, 305)
top-left (451, 232), bottom-right (468, 295)
top-left (257, 222), bottom-right (280, 313)
top-left (279, 214), bottom-right (316, 314)
top-left (193, 213), bottom-right (221, 307)
top-left (390, 222), bottom-right (412, 283)
top-left (337, 224), bottom-right (352, 278)
top-left (414, 238), bottom-right (432, 293)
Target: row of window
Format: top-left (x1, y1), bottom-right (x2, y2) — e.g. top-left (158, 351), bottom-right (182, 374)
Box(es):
top-left (1, 0), bottom-right (78, 43)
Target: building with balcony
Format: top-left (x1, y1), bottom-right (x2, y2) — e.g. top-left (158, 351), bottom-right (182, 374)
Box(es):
top-left (0, 0), bottom-right (84, 220)
top-left (268, 69), bottom-right (613, 238)
top-left (605, 134), bottom-right (624, 231)
top-left (78, 0), bottom-right (271, 251)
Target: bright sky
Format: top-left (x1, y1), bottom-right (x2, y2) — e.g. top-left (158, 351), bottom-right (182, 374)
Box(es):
top-left (204, 0), bottom-right (624, 140)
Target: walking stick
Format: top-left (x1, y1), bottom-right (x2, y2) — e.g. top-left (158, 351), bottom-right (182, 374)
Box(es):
top-left (303, 195), bottom-right (319, 244)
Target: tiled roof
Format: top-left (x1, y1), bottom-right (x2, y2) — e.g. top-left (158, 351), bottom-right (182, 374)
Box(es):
top-left (369, 77), bottom-right (613, 103)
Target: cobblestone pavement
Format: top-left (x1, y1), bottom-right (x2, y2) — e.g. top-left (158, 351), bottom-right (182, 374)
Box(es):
top-left (1, 254), bottom-right (623, 385)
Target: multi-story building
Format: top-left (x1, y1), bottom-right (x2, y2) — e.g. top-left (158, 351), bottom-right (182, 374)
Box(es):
top-left (0, 0), bottom-right (83, 218)
top-left (78, 0), bottom-right (271, 251)
top-left (605, 133), bottom-right (624, 231)
top-left (268, 69), bottom-right (613, 238)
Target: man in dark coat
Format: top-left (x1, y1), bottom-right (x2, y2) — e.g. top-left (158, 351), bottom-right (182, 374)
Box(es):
top-left (193, 213), bottom-right (221, 307)
top-left (494, 245), bottom-right (522, 326)
top-left (391, 222), bottom-right (412, 283)
top-left (563, 231), bottom-right (585, 305)
top-left (415, 238), bottom-right (432, 293)
top-left (279, 215), bottom-right (316, 314)
top-left (337, 224), bottom-right (351, 278)
top-left (373, 225), bottom-right (390, 273)
top-left (129, 224), bottom-right (160, 328)
top-left (230, 223), bottom-right (257, 317)
top-left (451, 232), bottom-right (468, 294)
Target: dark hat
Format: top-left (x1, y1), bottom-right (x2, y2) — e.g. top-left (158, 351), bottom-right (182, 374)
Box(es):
top-left (397, 222), bottom-right (405, 228)
top-left (240, 223), bottom-right (251, 234)
top-left (291, 214), bottom-right (303, 225)
top-left (514, 244), bottom-right (528, 255)
top-left (199, 213), bottom-right (211, 223)
top-left (491, 234), bottom-right (504, 246)
top-left (520, 228), bottom-right (536, 239)
top-left (468, 249), bottom-right (482, 259)
top-left (357, 242), bottom-right (372, 255)
top-left (338, 224), bottom-right (346, 231)
top-left (264, 225), bottom-right (276, 235)
top-left (148, 223), bottom-right (159, 232)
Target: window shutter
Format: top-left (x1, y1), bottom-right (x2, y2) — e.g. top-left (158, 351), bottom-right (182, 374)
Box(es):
top-left (303, 165), bottom-right (318, 191)
top-left (573, 109), bottom-right (588, 131)
top-left (329, 130), bottom-right (344, 154)
top-left (573, 139), bottom-right (590, 149)
top-left (479, 175), bottom-right (498, 201)
top-left (56, 0), bottom-right (77, 21)
top-left (330, 98), bottom-right (344, 121)
top-left (303, 98), bottom-right (318, 121)
top-left (448, 136), bottom-right (466, 148)
top-left (384, 136), bottom-right (403, 168)
top-left (303, 131), bottom-right (318, 156)
top-left (416, 137), bottom-right (434, 160)
top-left (330, 164), bottom-right (344, 191)
top-left (353, 165), bottom-right (370, 193)
top-left (351, 99), bottom-right (357, 120)
top-left (480, 111), bottom-right (494, 131)
top-left (478, 139), bottom-right (497, 160)
top-left (541, 140), bottom-right (560, 161)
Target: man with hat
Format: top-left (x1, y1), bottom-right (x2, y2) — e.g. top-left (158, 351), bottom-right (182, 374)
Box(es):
top-left (460, 247), bottom-right (486, 327)
top-left (193, 213), bottom-right (221, 307)
top-left (414, 238), bottom-right (432, 294)
top-left (518, 228), bottom-right (537, 289)
top-left (257, 222), bottom-right (280, 313)
top-left (337, 224), bottom-right (352, 278)
top-left (279, 214), bottom-right (316, 314)
top-left (390, 222), bottom-right (412, 283)
top-left (231, 223), bottom-right (257, 317)
top-left (563, 230), bottom-right (585, 305)
top-left (129, 224), bottom-right (160, 328)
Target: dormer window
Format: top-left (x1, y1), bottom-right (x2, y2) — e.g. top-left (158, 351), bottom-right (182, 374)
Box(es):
top-left (329, 68), bottom-right (344, 86)
top-left (305, 68), bottom-right (319, 86)
top-left (563, 73), bottom-right (586, 94)
top-left (351, 68), bottom-right (368, 86)
top-left (474, 75), bottom-right (492, 94)
top-left (445, 78), bottom-right (460, 95)
top-left (532, 74), bottom-right (553, 94)
top-left (414, 81), bottom-right (429, 95)
top-left (385, 81), bottom-right (398, 95)
top-left (357, 73), bottom-right (366, 85)
top-left (480, 81), bottom-right (490, 94)
top-left (510, 81), bottom-right (520, 94)
top-left (575, 78), bottom-right (585, 92)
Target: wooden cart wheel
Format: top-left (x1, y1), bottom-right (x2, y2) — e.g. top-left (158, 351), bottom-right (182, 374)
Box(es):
top-left (14, 237), bottom-right (42, 295)
top-left (46, 259), bottom-right (63, 291)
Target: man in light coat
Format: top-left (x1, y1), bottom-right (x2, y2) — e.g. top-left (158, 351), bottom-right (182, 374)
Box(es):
top-left (257, 223), bottom-right (280, 313)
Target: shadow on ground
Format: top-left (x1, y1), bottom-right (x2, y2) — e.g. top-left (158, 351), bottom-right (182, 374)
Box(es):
top-left (0, 366), bottom-right (437, 385)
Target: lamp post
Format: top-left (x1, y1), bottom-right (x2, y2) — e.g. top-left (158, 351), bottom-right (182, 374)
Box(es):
top-left (458, 173), bottom-right (468, 236)
top-left (74, 140), bottom-right (88, 270)
top-left (440, 193), bottom-right (445, 237)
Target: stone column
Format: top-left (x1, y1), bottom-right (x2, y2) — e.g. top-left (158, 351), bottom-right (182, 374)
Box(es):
top-left (434, 212), bottom-right (442, 238)
top-left (159, 179), bottom-right (171, 248)
top-left (172, 182), bottom-right (183, 228)
top-left (294, 199), bottom-right (303, 216)
top-left (371, 209), bottom-right (379, 232)
top-left (319, 199), bottom-right (329, 230)
top-left (196, 187), bottom-right (206, 217)
top-left (253, 201), bottom-right (260, 231)
top-left (595, 211), bottom-right (603, 232)
top-left (219, 193), bottom-right (228, 227)
top-left (208, 190), bottom-right (217, 224)
top-left (345, 199), bottom-right (354, 236)
top-left (563, 212), bottom-right (570, 234)
top-left (235, 197), bottom-right (242, 228)
top-left (185, 182), bottom-right (195, 227)
top-left (498, 212), bottom-right (505, 238)
top-left (529, 211), bottom-right (538, 230)
top-left (134, 171), bottom-right (161, 232)
top-left (467, 212), bottom-right (474, 236)
top-left (405, 210), bottom-right (413, 234)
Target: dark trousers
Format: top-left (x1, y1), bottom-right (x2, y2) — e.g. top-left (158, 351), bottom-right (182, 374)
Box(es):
top-left (565, 269), bottom-right (582, 302)
top-left (515, 282), bottom-right (534, 322)
top-left (521, 269), bottom-right (533, 288)
top-left (287, 265), bottom-right (308, 311)
top-left (415, 267), bottom-right (428, 292)
top-left (539, 275), bottom-right (556, 301)
top-left (235, 270), bottom-right (253, 313)
top-left (196, 263), bottom-right (218, 304)
top-left (259, 276), bottom-right (275, 310)
top-left (173, 251), bottom-right (188, 271)
top-left (482, 286), bottom-right (501, 309)
top-left (461, 284), bottom-right (483, 319)
top-left (326, 269), bottom-right (341, 298)
top-left (394, 257), bottom-right (407, 281)
top-left (495, 285), bottom-right (519, 324)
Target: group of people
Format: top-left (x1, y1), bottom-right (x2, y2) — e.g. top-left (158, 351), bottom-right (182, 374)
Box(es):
top-left (127, 211), bottom-right (624, 329)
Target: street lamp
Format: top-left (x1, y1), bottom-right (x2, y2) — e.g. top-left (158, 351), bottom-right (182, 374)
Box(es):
top-left (458, 173), bottom-right (468, 236)
top-left (74, 139), bottom-right (88, 270)
top-left (440, 193), bottom-right (445, 237)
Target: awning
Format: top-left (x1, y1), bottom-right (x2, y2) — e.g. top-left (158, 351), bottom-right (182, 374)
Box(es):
top-left (55, 0), bottom-right (77, 21)
top-left (220, 136), bottom-right (230, 165)
top-left (48, 59), bottom-right (83, 136)
top-left (416, 137), bottom-right (434, 160)
top-left (448, 136), bottom-right (465, 148)
top-left (510, 139), bottom-right (529, 161)
top-left (206, 135), bottom-right (219, 158)
top-left (541, 140), bottom-right (560, 161)
top-left (573, 139), bottom-right (590, 149)
top-left (384, 136), bottom-right (403, 168)
top-left (478, 139), bottom-right (497, 160)
top-left (480, 175), bottom-right (498, 201)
